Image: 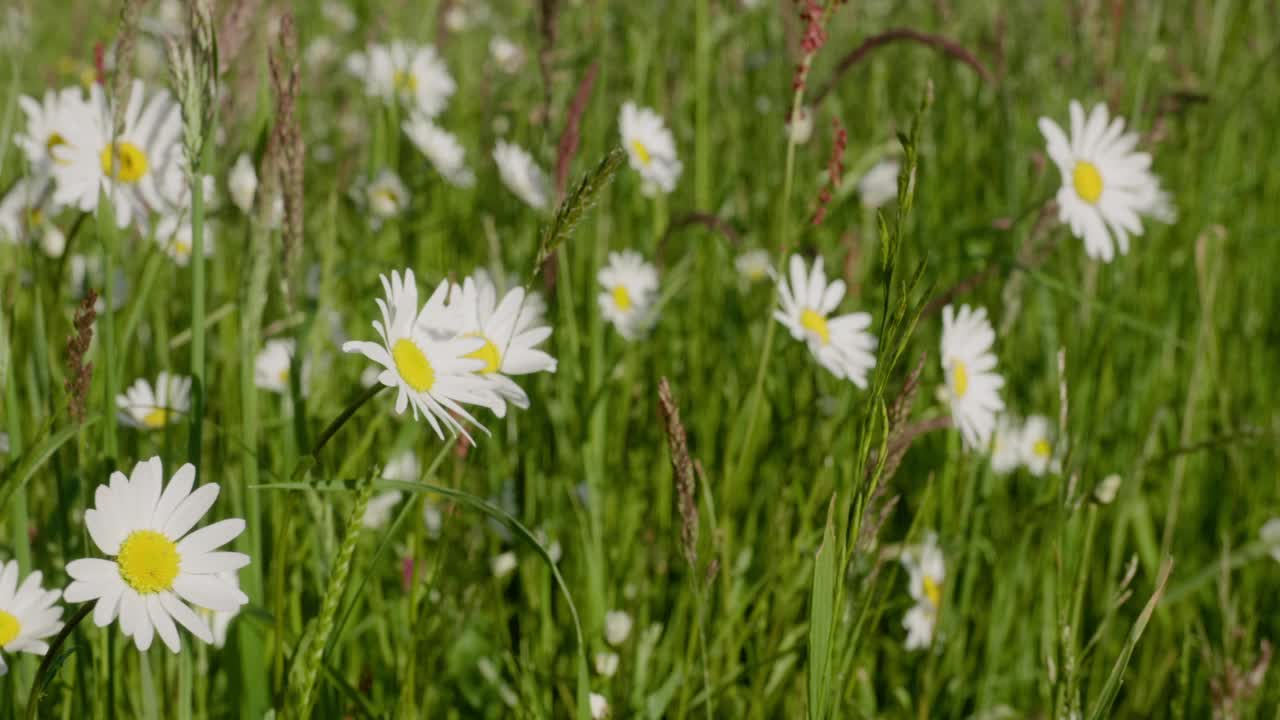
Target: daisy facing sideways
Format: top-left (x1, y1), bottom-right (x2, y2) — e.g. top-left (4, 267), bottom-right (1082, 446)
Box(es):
top-left (403, 115), bottom-right (475, 188)
top-left (254, 338), bottom-right (310, 396)
top-left (342, 269), bottom-right (501, 441)
top-left (428, 272), bottom-right (557, 417)
top-left (1038, 100), bottom-right (1174, 262)
top-left (117, 372), bottom-right (192, 430)
top-left (900, 531), bottom-right (945, 650)
top-left (0, 559), bottom-right (65, 675)
top-left (619, 101), bottom-right (682, 196)
top-left (14, 86), bottom-right (86, 172)
top-left (940, 304), bottom-right (1004, 451)
top-left (64, 456), bottom-right (251, 653)
top-left (774, 254), bottom-right (877, 388)
top-left (597, 250), bottom-right (659, 341)
top-left (493, 141), bottom-right (551, 211)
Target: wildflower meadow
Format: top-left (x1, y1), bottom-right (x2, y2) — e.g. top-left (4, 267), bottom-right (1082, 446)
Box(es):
top-left (1, 0), bottom-right (1278, 717)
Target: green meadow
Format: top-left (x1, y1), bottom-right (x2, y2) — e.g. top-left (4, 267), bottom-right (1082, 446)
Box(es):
top-left (1, 0), bottom-right (1278, 717)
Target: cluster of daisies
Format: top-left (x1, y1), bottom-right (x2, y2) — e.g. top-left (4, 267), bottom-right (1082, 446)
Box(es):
top-left (342, 267), bottom-right (556, 440)
top-left (339, 39), bottom-right (681, 221)
top-left (1, 456), bottom-right (249, 673)
top-left (1, 79), bottom-right (215, 265)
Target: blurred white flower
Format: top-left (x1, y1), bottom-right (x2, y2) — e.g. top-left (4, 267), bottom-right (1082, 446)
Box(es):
top-left (604, 610), bottom-right (633, 646)
top-left (362, 492), bottom-right (404, 530)
top-left (589, 692), bottom-right (610, 719)
top-left (900, 531), bottom-right (945, 650)
top-left (989, 414), bottom-right (1022, 475)
top-left (786, 106), bottom-right (814, 145)
top-left (1018, 415), bottom-right (1062, 476)
top-left (594, 651), bottom-right (619, 678)
top-left (493, 141), bottom-right (551, 210)
top-left (363, 169), bottom-right (410, 227)
top-left (597, 250), bottom-right (659, 341)
top-left (1094, 474), bottom-right (1122, 505)
top-left (491, 551), bottom-right (518, 579)
top-left (321, 1), bottom-right (356, 32)
top-left (1260, 519), bottom-right (1280, 563)
top-left (489, 35), bottom-right (525, 74)
top-left (858, 158), bottom-right (900, 209)
top-left (346, 42), bottom-right (455, 118)
top-left (228, 154), bottom-right (257, 214)
top-left (734, 249), bottom-right (772, 283)
top-left (403, 115), bottom-right (475, 188)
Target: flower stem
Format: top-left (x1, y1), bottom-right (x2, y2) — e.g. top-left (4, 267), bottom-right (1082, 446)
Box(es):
top-left (188, 155), bottom-right (206, 466)
top-left (26, 602), bottom-right (93, 720)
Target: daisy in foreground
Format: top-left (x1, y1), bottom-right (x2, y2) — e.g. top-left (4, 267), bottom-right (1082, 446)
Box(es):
top-left (1038, 100), bottom-right (1174, 262)
top-left (619, 101), bottom-right (682, 196)
top-left (597, 250), bottom-right (659, 341)
top-left (940, 304), bottom-right (1004, 450)
top-left (64, 457), bottom-right (250, 653)
top-left (0, 560), bottom-right (64, 675)
top-left (900, 531), bottom-right (945, 650)
top-left (342, 269), bottom-right (501, 440)
top-left (117, 372), bottom-right (192, 429)
top-left (775, 254), bottom-right (877, 387)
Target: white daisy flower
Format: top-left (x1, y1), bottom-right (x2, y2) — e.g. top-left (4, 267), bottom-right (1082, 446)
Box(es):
top-left (590, 692), bottom-right (611, 719)
top-left (734, 249), bottom-right (772, 283)
top-left (321, 0), bottom-right (356, 32)
top-left (940, 304), bottom-right (1004, 451)
top-left (64, 456), bottom-right (251, 653)
top-left (0, 177), bottom-right (65, 256)
top-left (431, 273), bottom-right (557, 418)
top-left (154, 214), bottom-right (216, 266)
top-left (493, 141), bottom-right (551, 211)
top-left (1259, 519), bottom-right (1280, 564)
top-left (989, 414), bottom-right (1022, 476)
top-left (341, 269), bottom-right (501, 441)
top-left (345, 42), bottom-right (455, 119)
top-left (0, 560), bottom-right (64, 676)
top-left (489, 35), bottom-right (525, 74)
top-left (491, 551), bottom-right (517, 579)
top-left (774, 254), bottom-right (877, 387)
top-left (50, 79), bottom-right (183, 229)
top-left (14, 86), bottom-right (87, 172)
top-left (403, 115), bottom-right (475, 188)
top-left (597, 250), bottom-right (659, 341)
top-left (254, 338), bottom-right (308, 395)
top-left (1094, 474), bottom-right (1122, 505)
top-left (604, 609), bottom-right (633, 646)
top-left (207, 572), bottom-right (240, 648)
top-left (363, 169), bottom-right (410, 226)
top-left (785, 106), bottom-right (814, 145)
top-left (594, 651), bottom-right (619, 678)
top-left (858, 158), bottom-right (900, 209)
top-left (619, 101), bottom-right (682, 196)
top-left (1018, 415), bottom-right (1061, 476)
top-left (384, 450), bottom-right (421, 482)
top-left (304, 36), bottom-right (339, 68)
top-left (900, 531), bottom-right (944, 651)
top-left (362, 491), bottom-right (404, 530)
top-left (227, 153), bottom-right (257, 215)
top-left (1038, 100), bottom-right (1173, 262)
top-left (116, 372), bottom-right (192, 430)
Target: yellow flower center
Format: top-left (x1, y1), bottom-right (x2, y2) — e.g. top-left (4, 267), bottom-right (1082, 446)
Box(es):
top-left (174, 240), bottom-right (192, 257)
top-left (1033, 439), bottom-right (1052, 459)
top-left (117, 530), bottom-right (181, 594)
top-left (278, 368), bottom-right (290, 385)
top-left (27, 207), bottom-right (44, 226)
top-left (142, 408), bottom-right (171, 428)
top-left (612, 285), bottom-right (632, 312)
top-left (800, 308), bottom-right (830, 345)
top-left (78, 67), bottom-right (97, 90)
top-left (394, 70), bottom-right (418, 93)
top-left (466, 336), bottom-right (502, 374)
top-left (923, 575), bottom-right (941, 608)
top-left (0, 609), bottom-right (20, 646)
top-left (46, 132), bottom-right (66, 154)
top-left (630, 139), bottom-right (652, 166)
top-left (392, 338), bottom-right (435, 392)
top-left (371, 188), bottom-right (400, 212)
top-left (99, 141), bottom-right (149, 184)
top-left (950, 360), bottom-right (969, 399)
top-left (1072, 160), bottom-right (1103, 204)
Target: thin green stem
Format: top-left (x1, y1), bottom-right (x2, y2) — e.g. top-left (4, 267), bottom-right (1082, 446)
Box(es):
top-left (189, 161), bottom-right (206, 465)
